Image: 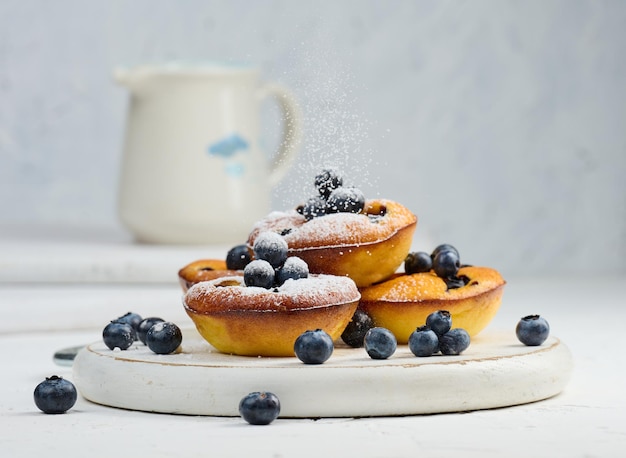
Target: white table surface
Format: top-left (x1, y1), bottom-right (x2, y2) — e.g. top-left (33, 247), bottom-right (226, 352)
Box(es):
top-left (1, 228), bottom-right (625, 457)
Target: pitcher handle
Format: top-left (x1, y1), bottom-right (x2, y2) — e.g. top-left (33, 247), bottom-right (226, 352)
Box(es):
top-left (258, 83), bottom-right (303, 187)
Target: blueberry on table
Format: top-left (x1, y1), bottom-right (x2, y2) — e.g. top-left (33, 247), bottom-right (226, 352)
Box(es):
top-left (115, 312), bottom-right (143, 340)
top-left (516, 315), bottom-right (550, 346)
top-left (404, 251), bottom-right (432, 274)
top-left (314, 168), bottom-right (343, 198)
top-left (341, 309), bottom-right (374, 348)
top-left (408, 326), bottom-right (440, 357)
top-left (226, 244), bottom-right (252, 270)
top-left (425, 310), bottom-right (452, 336)
top-left (294, 329), bottom-right (334, 364)
top-left (439, 328), bottom-right (471, 355)
top-left (252, 231), bottom-right (288, 269)
top-left (102, 320), bottom-right (135, 350)
top-left (137, 317), bottom-right (165, 345)
top-left (432, 250), bottom-right (460, 279)
top-left (275, 256), bottom-right (309, 285)
top-left (145, 321), bottom-right (182, 355)
top-left (239, 392), bottom-right (281, 425)
top-left (364, 327), bottom-right (397, 360)
top-left (33, 375), bottom-right (77, 414)
top-left (326, 186), bottom-right (366, 214)
top-left (244, 259), bottom-right (276, 289)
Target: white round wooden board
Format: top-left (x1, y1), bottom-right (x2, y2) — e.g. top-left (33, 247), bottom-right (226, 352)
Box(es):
top-left (73, 327), bottom-right (573, 418)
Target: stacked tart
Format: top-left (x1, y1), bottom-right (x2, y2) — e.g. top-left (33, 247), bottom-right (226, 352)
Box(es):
top-left (180, 168), bottom-right (505, 356)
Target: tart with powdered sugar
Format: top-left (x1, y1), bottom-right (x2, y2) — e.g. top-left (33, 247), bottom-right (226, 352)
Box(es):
top-left (247, 199), bottom-right (416, 288)
top-left (183, 274), bottom-right (360, 357)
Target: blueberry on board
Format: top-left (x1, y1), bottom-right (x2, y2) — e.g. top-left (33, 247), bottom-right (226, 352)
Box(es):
top-left (404, 251), bottom-right (433, 274)
top-left (364, 327), bottom-right (397, 360)
top-left (301, 196), bottom-right (327, 220)
top-left (314, 168), bottom-right (343, 198)
top-left (226, 244), bottom-right (252, 270)
top-left (326, 186), bottom-right (366, 214)
top-left (425, 310), bottom-right (452, 336)
top-left (516, 315), bottom-right (550, 346)
top-left (239, 392), bottom-right (281, 425)
top-left (408, 326), bottom-right (440, 357)
top-left (137, 317), bottom-right (165, 345)
top-left (433, 250), bottom-right (460, 279)
top-left (275, 257), bottom-right (309, 286)
top-left (439, 328), bottom-right (471, 355)
top-left (244, 259), bottom-right (276, 289)
top-left (431, 243), bottom-right (460, 260)
top-left (115, 312), bottom-right (143, 340)
top-left (294, 329), bottom-right (334, 364)
top-left (341, 309), bottom-right (374, 348)
top-left (116, 311), bottom-right (143, 330)
top-left (33, 376), bottom-right (77, 414)
top-left (146, 321), bottom-right (183, 355)
top-left (252, 232), bottom-right (288, 269)
top-left (102, 320), bottom-right (135, 350)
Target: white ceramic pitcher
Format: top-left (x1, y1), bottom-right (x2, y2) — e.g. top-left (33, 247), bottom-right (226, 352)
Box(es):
top-left (115, 64), bottom-right (302, 245)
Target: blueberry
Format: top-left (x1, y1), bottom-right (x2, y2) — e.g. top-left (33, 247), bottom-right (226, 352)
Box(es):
top-left (137, 317), bottom-right (165, 345)
top-left (432, 250), bottom-right (460, 279)
top-left (33, 375), bottom-right (77, 414)
top-left (301, 196), bottom-right (327, 220)
top-left (226, 244), bottom-right (252, 270)
top-left (516, 315), bottom-right (550, 346)
top-left (431, 243), bottom-right (460, 260)
top-left (364, 327), bottom-right (397, 360)
top-left (314, 168), bottom-right (343, 198)
top-left (243, 259), bottom-right (275, 289)
top-left (425, 310), bottom-right (452, 336)
top-left (294, 329), bottom-right (334, 364)
top-left (341, 309), bottom-right (374, 348)
top-left (253, 232), bottom-right (288, 269)
top-left (115, 312), bottom-right (143, 340)
top-left (439, 328), bottom-right (471, 355)
top-left (102, 320), bottom-right (135, 350)
top-left (239, 391), bottom-right (281, 425)
top-left (146, 321), bottom-right (182, 355)
top-left (444, 275), bottom-right (469, 290)
top-left (408, 325), bottom-right (440, 357)
top-left (275, 257), bottom-right (309, 285)
top-left (404, 251), bottom-right (432, 274)
top-left (326, 186), bottom-right (366, 214)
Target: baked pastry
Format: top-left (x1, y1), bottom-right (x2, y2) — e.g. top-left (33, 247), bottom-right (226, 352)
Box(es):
top-left (178, 259), bottom-right (242, 293)
top-left (184, 274), bottom-right (360, 357)
top-left (358, 266), bottom-right (506, 344)
top-left (247, 199), bottom-right (417, 287)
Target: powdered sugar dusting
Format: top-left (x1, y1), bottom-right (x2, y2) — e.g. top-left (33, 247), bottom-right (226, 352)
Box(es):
top-left (271, 26), bottom-right (380, 209)
top-left (185, 274), bottom-right (360, 313)
top-left (249, 199), bottom-right (415, 250)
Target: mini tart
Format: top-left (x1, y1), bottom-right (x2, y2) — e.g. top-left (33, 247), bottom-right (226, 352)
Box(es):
top-left (178, 259), bottom-right (242, 293)
top-left (183, 275), bottom-right (360, 357)
top-left (358, 266), bottom-right (505, 343)
top-left (247, 199), bottom-right (417, 287)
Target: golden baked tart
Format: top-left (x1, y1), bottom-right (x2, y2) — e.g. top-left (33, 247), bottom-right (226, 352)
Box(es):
top-left (178, 259), bottom-right (242, 293)
top-left (358, 266), bottom-right (505, 344)
top-left (247, 199), bottom-right (416, 287)
top-left (183, 274), bottom-right (360, 357)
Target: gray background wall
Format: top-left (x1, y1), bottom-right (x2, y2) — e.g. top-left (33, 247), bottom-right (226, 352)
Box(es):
top-left (1, 0), bottom-right (624, 278)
